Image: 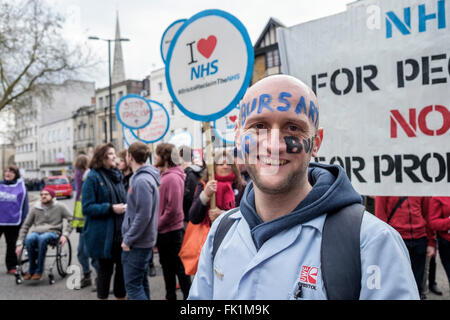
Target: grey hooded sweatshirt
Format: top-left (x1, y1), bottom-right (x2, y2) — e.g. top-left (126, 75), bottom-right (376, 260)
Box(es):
top-left (122, 165), bottom-right (160, 249)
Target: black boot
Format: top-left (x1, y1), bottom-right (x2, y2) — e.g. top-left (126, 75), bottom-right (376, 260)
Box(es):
top-left (149, 262), bottom-right (156, 277)
top-left (429, 283), bottom-right (443, 295)
top-left (80, 271), bottom-right (92, 288)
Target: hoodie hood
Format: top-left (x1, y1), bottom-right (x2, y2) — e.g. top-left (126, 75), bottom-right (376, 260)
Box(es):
top-left (134, 165), bottom-right (161, 187)
top-left (162, 165), bottom-right (186, 180)
top-left (240, 162), bottom-right (363, 250)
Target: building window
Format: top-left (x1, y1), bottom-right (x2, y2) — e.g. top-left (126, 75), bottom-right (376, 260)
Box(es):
top-left (99, 97), bottom-right (104, 108)
top-left (158, 82), bottom-right (163, 91)
top-left (119, 91), bottom-right (123, 99)
top-left (266, 49), bottom-right (280, 68)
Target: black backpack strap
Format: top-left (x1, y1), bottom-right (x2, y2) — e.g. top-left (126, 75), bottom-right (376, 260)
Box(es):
top-left (387, 197), bottom-right (408, 224)
top-left (321, 203), bottom-right (365, 300)
top-left (212, 207), bottom-right (240, 262)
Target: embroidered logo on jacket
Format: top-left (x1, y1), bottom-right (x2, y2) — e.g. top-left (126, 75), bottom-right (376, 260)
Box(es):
top-left (300, 265), bottom-right (318, 285)
top-left (292, 265), bottom-right (319, 299)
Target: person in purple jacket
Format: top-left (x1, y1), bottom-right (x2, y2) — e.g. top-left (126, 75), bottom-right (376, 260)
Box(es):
top-left (155, 143), bottom-right (191, 300)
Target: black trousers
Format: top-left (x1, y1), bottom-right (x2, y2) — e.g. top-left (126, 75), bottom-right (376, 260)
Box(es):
top-left (0, 226), bottom-right (20, 271)
top-left (403, 237), bottom-right (427, 294)
top-left (97, 242), bottom-right (126, 299)
top-left (428, 256), bottom-right (437, 285)
top-left (157, 229), bottom-right (191, 300)
top-left (437, 235), bottom-right (450, 286)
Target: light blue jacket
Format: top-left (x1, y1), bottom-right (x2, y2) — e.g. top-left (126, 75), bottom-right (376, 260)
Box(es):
top-left (188, 163), bottom-right (419, 300)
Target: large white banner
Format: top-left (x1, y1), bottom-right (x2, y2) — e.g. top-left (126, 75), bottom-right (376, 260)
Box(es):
top-left (278, 0), bottom-right (449, 196)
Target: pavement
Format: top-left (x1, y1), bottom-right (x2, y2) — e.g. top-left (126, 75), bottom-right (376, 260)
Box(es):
top-left (0, 191), bottom-right (448, 300)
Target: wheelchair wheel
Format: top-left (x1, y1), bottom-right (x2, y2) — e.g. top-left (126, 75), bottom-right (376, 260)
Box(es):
top-left (56, 238), bottom-right (72, 277)
top-left (18, 246), bottom-right (30, 278)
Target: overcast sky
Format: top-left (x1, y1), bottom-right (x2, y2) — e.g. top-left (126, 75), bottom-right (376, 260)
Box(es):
top-left (49, 0), bottom-right (352, 88)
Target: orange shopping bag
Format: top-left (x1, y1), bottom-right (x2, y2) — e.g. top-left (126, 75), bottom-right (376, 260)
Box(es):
top-left (179, 220), bottom-right (210, 275)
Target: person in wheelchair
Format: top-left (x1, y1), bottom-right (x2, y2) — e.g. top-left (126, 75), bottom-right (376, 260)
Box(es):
top-left (15, 187), bottom-right (72, 280)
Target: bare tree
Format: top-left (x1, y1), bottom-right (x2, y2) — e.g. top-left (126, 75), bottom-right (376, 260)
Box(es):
top-left (0, 0), bottom-right (96, 113)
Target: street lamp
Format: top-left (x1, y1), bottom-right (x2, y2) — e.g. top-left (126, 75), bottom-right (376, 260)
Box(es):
top-left (88, 36), bottom-right (130, 144)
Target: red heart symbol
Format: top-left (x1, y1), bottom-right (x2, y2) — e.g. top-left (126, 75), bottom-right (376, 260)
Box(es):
top-left (229, 115), bottom-right (237, 123)
top-left (197, 35), bottom-right (217, 59)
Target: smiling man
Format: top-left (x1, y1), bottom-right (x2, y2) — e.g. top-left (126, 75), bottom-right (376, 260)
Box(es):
top-left (188, 75), bottom-right (419, 300)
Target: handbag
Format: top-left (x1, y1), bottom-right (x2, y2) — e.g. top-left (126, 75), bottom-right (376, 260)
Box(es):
top-left (179, 218), bottom-right (210, 275)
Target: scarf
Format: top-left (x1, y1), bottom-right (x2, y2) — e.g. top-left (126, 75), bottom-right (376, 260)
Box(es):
top-left (215, 172), bottom-right (236, 211)
top-left (98, 167), bottom-right (127, 204)
top-left (98, 167), bottom-right (127, 243)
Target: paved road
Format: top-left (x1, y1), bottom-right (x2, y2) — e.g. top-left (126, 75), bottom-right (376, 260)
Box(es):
top-left (0, 192), bottom-right (183, 300)
top-left (0, 191), bottom-right (448, 300)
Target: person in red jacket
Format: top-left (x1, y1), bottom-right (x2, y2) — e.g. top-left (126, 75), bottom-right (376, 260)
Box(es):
top-left (428, 197), bottom-right (450, 294)
top-left (155, 143), bottom-right (191, 300)
top-left (375, 196), bottom-right (436, 299)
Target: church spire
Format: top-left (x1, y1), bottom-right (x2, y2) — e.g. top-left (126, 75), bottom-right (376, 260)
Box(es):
top-left (112, 11), bottom-right (126, 84)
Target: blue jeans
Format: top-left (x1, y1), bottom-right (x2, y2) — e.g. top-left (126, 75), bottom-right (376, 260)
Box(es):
top-left (122, 247), bottom-right (152, 300)
top-left (24, 232), bottom-right (58, 275)
top-left (77, 232), bottom-right (98, 275)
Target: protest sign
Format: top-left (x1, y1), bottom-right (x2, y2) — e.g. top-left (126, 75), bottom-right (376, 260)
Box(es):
top-left (131, 100), bottom-right (170, 144)
top-left (160, 19), bottom-right (186, 63)
top-left (116, 94), bottom-right (152, 129)
top-left (165, 9), bottom-right (254, 122)
top-left (213, 106), bottom-right (240, 144)
top-left (277, 0), bottom-right (449, 196)
top-left (122, 125), bottom-right (139, 148)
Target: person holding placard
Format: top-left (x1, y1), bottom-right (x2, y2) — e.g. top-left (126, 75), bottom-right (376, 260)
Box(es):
top-left (189, 74), bottom-right (419, 300)
top-left (188, 149), bottom-right (245, 226)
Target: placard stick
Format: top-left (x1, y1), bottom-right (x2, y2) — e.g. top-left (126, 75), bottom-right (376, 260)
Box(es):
top-left (149, 143), bottom-right (154, 165)
top-left (203, 121), bottom-right (216, 209)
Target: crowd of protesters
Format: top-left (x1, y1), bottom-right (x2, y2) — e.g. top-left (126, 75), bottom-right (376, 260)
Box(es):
top-left (1, 140), bottom-right (449, 300)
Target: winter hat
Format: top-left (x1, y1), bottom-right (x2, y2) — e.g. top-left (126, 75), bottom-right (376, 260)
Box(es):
top-left (41, 187), bottom-right (56, 199)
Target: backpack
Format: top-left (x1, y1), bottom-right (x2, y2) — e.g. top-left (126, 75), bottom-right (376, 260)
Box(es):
top-left (212, 203), bottom-right (365, 300)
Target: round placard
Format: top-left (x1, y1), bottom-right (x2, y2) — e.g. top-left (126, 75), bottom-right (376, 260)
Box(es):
top-left (160, 19), bottom-right (187, 63)
top-left (131, 100), bottom-right (170, 144)
top-left (122, 125), bottom-right (140, 147)
top-left (213, 106), bottom-right (240, 144)
top-left (116, 94), bottom-right (152, 129)
top-left (165, 9), bottom-right (253, 122)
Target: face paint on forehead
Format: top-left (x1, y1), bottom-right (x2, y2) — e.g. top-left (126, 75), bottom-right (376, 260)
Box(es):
top-left (240, 92), bottom-right (319, 127)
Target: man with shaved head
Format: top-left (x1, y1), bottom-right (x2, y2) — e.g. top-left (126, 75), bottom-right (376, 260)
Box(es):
top-left (189, 75), bottom-right (419, 300)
